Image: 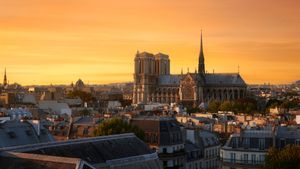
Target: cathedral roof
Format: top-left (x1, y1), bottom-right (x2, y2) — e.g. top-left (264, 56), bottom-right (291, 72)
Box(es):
top-left (157, 73), bottom-right (246, 87)
top-left (158, 75), bottom-right (183, 85)
top-left (204, 73), bottom-right (246, 86)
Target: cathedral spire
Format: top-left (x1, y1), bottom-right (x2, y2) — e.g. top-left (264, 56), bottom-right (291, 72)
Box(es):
top-left (198, 30), bottom-right (205, 75)
top-left (3, 68), bottom-right (7, 86)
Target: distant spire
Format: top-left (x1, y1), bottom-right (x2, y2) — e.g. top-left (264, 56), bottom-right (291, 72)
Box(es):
top-left (200, 29), bottom-right (203, 54)
top-left (3, 68), bottom-right (7, 86)
top-left (198, 30), bottom-right (205, 74)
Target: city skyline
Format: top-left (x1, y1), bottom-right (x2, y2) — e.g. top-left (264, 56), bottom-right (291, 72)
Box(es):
top-left (0, 0), bottom-right (299, 85)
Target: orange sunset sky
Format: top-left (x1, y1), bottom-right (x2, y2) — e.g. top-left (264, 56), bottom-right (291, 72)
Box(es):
top-left (0, 0), bottom-right (299, 85)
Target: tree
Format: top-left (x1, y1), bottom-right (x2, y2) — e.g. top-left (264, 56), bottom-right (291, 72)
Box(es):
top-left (245, 102), bottom-right (256, 114)
top-left (219, 101), bottom-right (232, 112)
top-left (266, 99), bottom-right (282, 109)
top-left (280, 99), bottom-right (298, 111)
top-left (187, 107), bottom-right (201, 114)
top-left (208, 100), bottom-right (220, 113)
top-left (94, 118), bottom-right (145, 140)
top-left (264, 145), bottom-right (300, 169)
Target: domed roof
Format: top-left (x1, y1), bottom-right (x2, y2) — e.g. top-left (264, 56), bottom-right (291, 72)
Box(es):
top-left (75, 79), bottom-right (85, 89)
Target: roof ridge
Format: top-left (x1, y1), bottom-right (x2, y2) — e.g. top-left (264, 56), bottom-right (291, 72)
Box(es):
top-left (0, 133), bottom-right (135, 153)
top-left (206, 73), bottom-right (239, 75)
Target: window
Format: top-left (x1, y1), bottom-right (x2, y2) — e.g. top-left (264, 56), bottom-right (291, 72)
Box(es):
top-left (232, 137), bottom-right (238, 148)
top-left (251, 154), bottom-right (256, 164)
top-left (230, 153), bottom-right (236, 163)
top-left (259, 154), bottom-right (265, 163)
top-left (244, 154), bottom-right (248, 163)
top-left (296, 139), bottom-right (300, 146)
top-left (163, 161), bottom-right (167, 167)
top-left (280, 139), bottom-right (286, 148)
top-left (259, 139), bottom-right (265, 150)
top-left (221, 151), bottom-right (223, 159)
top-left (244, 138), bottom-right (250, 149)
top-left (163, 148), bottom-right (167, 153)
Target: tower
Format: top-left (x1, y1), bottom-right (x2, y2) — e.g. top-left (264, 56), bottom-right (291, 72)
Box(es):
top-left (197, 31), bottom-right (206, 104)
top-left (3, 68), bottom-right (7, 86)
top-left (198, 31), bottom-right (205, 75)
top-left (133, 51), bottom-right (157, 104)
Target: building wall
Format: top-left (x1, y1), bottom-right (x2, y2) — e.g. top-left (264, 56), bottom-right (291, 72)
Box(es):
top-left (203, 146), bottom-right (220, 169)
top-left (220, 149), bottom-right (265, 168)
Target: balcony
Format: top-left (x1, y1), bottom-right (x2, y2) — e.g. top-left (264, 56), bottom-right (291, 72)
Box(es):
top-left (220, 158), bottom-right (264, 168)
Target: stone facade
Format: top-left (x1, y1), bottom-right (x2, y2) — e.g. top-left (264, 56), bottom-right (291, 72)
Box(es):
top-left (133, 33), bottom-right (247, 106)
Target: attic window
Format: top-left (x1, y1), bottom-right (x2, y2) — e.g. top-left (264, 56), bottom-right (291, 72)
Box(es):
top-left (7, 131), bottom-right (16, 138)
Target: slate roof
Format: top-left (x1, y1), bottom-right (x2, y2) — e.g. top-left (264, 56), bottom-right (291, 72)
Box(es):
top-left (157, 73), bottom-right (246, 87)
top-left (131, 117), bottom-right (184, 146)
top-left (204, 73), bottom-right (246, 86)
top-left (223, 128), bottom-right (274, 150)
top-left (73, 116), bottom-right (98, 126)
top-left (158, 75), bottom-right (183, 85)
top-left (185, 141), bottom-right (202, 152)
top-left (242, 129), bottom-right (273, 138)
top-left (0, 120), bottom-right (54, 148)
top-left (276, 126), bottom-right (300, 139)
top-left (0, 133), bottom-right (162, 169)
top-left (198, 130), bottom-right (220, 148)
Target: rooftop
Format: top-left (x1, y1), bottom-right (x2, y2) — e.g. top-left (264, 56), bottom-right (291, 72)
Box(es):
top-left (0, 120), bottom-right (54, 148)
top-left (0, 133), bottom-right (162, 169)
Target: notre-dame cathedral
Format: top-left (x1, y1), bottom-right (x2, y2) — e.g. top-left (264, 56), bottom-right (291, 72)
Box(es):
top-left (133, 33), bottom-right (247, 107)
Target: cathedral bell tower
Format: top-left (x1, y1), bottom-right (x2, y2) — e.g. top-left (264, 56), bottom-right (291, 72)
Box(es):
top-left (133, 51), bottom-right (157, 104)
